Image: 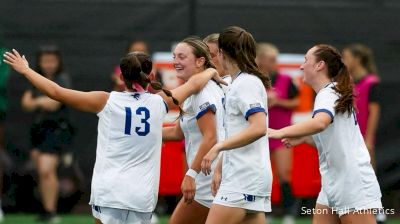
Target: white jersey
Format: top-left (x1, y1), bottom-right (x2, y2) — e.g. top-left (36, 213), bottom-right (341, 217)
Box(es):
top-left (312, 83), bottom-right (381, 208)
top-left (221, 75), bottom-right (232, 94)
top-left (90, 91), bottom-right (168, 212)
top-left (221, 72), bottom-right (272, 196)
top-left (180, 80), bottom-right (225, 201)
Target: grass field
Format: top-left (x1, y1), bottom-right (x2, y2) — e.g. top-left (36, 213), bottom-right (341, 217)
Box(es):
top-left (2, 214), bottom-right (400, 224)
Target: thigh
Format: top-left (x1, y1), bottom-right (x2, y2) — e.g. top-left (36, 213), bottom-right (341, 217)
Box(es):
top-left (37, 153), bottom-right (59, 174)
top-left (272, 147), bottom-right (292, 181)
top-left (205, 203), bottom-right (246, 224)
top-left (168, 198), bottom-right (209, 224)
top-left (312, 203), bottom-right (340, 224)
top-left (242, 212), bottom-right (265, 224)
top-left (340, 211), bottom-right (376, 224)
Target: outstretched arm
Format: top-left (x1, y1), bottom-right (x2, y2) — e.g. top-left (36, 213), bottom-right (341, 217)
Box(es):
top-left (281, 135), bottom-right (316, 148)
top-left (269, 112), bottom-right (331, 139)
top-left (158, 68), bottom-right (224, 108)
top-left (4, 49), bottom-right (109, 113)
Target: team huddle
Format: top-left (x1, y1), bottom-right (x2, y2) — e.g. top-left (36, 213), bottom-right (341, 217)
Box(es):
top-left (3, 26), bottom-right (382, 224)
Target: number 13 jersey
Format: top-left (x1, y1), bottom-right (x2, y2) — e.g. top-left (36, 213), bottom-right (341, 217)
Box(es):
top-left (90, 91), bottom-right (168, 212)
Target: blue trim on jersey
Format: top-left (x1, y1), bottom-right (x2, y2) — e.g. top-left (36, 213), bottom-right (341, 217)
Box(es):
top-left (312, 109), bottom-right (334, 123)
top-left (195, 104), bottom-right (216, 120)
top-left (323, 82), bottom-right (333, 89)
top-left (245, 107), bottom-right (266, 120)
top-left (163, 101), bottom-right (169, 113)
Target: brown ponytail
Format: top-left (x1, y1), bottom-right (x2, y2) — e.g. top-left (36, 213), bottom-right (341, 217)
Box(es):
top-left (313, 44), bottom-right (354, 115)
top-left (121, 52), bottom-right (184, 117)
top-left (218, 26), bottom-right (271, 89)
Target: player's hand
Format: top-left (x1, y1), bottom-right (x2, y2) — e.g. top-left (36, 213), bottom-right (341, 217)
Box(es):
top-left (201, 143), bottom-right (221, 176)
top-left (3, 49), bottom-right (30, 74)
top-left (211, 169), bottom-right (222, 196)
top-left (181, 175), bottom-right (196, 204)
top-left (268, 128), bottom-right (284, 139)
top-left (211, 69), bottom-right (228, 86)
top-left (282, 137), bottom-right (304, 148)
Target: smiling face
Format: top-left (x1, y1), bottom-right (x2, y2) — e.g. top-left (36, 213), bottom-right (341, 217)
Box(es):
top-left (173, 42), bottom-right (204, 81)
top-left (300, 46), bottom-right (321, 85)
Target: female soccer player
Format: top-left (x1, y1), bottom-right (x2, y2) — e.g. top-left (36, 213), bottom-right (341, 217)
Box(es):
top-left (269, 44), bottom-right (382, 224)
top-left (203, 33), bottom-right (231, 92)
top-left (3, 49), bottom-right (222, 224)
top-left (201, 26), bottom-right (273, 224)
top-left (162, 37), bottom-right (225, 224)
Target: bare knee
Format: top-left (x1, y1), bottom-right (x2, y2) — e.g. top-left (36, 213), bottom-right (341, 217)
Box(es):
top-left (38, 166), bottom-right (56, 179)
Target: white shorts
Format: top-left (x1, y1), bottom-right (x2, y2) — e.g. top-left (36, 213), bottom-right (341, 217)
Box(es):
top-left (194, 197), bottom-right (213, 208)
top-left (317, 190), bottom-right (383, 217)
top-left (92, 205), bottom-right (152, 224)
top-left (213, 189), bottom-right (271, 213)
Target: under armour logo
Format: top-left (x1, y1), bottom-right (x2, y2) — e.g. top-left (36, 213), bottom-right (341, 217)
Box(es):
top-left (220, 196), bottom-right (228, 201)
top-left (132, 93), bottom-right (140, 100)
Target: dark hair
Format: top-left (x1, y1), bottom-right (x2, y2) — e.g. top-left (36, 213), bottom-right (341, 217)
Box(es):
top-left (181, 36), bottom-right (215, 70)
top-left (36, 45), bottom-right (64, 76)
top-left (218, 26), bottom-right (271, 89)
top-left (313, 44), bottom-right (354, 115)
top-left (343, 43), bottom-right (378, 75)
top-left (119, 52), bottom-right (183, 116)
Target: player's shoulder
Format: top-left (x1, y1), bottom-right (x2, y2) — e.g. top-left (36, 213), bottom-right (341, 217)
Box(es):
top-left (196, 80), bottom-right (221, 97)
top-left (230, 73), bottom-right (264, 96)
top-left (316, 83), bottom-right (339, 99)
top-left (148, 92), bottom-right (164, 102)
top-left (236, 73), bottom-right (263, 86)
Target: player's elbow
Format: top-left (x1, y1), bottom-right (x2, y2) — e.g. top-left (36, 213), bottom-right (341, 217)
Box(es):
top-left (314, 120), bottom-right (329, 133)
top-left (254, 125), bottom-right (267, 139)
top-left (47, 85), bottom-right (63, 102)
top-left (204, 133), bottom-right (217, 145)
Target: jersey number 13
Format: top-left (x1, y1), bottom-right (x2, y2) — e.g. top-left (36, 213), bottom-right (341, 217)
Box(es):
top-left (124, 107), bottom-right (150, 136)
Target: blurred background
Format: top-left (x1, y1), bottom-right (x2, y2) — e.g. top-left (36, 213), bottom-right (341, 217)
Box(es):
top-left (0, 0), bottom-right (399, 223)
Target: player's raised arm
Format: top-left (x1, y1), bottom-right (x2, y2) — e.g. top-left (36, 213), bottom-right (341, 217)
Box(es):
top-left (4, 49), bottom-right (109, 113)
top-left (157, 67), bottom-right (224, 109)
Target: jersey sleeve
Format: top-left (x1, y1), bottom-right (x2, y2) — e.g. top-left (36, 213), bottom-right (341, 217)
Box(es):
top-left (312, 87), bottom-right (338, 122)
top-left (369, 82), bottom-right (381, 103)
top-left (193, 88), bottom-right (217, 120)
top-left (288, 80), bottom-right (299, 99)
top-left (234, 77), bottom-right (267, 120)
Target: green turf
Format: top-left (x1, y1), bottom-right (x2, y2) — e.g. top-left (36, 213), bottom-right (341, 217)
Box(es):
top-left (2, 214), bottom-right (400, 224)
